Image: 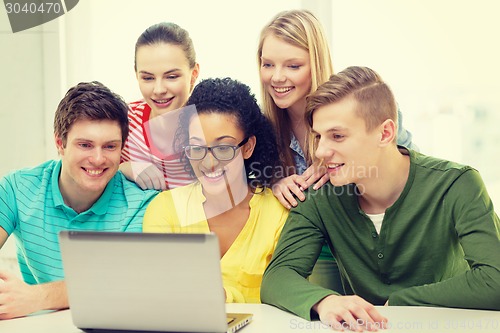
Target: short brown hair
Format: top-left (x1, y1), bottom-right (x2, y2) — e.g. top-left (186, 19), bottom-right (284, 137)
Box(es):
top-left (306, 66), bottom-right (397, 132)
top-left (54, 81), bottom-right (129, 147)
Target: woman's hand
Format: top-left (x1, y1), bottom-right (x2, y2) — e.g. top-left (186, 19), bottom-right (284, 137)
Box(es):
top-left (119, 161), bottom-right (166, 190)
top-left (272, 163), bottom-right (329, 209)
top-left (301, 162), bottom-right (329, 190)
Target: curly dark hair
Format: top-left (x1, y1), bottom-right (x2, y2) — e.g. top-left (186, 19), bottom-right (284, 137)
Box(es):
top-left (174, 77), bottom-right (280, 191)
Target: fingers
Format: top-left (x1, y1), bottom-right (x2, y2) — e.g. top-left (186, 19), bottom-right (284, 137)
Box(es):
top-left (316, 295), bottom-right (387, 332)
top-left (0, 270), bottom-right (15, 281)
top-left (302, 164), bottom-right (328, 190)
top-left (136, 177), bottom-right (149, 191)
top-left (313, 172), bottom-right (330, 190)
top-left (272, 176), bottom-right (307, 209)
top-left (136, 165), bottom-right (167, 190)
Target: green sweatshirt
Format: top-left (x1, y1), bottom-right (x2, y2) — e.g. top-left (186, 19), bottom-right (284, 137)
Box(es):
top-left (261, 149), bottom-right (500, 320)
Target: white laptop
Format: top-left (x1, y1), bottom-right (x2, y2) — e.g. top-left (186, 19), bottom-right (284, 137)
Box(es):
top-left (59, 231), bottom-right (252, 333)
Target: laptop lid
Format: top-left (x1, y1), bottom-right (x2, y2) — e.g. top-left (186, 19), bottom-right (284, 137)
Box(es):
top-left (59, 231), bottom-right (252, 333)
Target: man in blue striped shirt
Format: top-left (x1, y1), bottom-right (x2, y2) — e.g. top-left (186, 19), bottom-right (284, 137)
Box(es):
top-left (0, 81), bottom-right (158, 319)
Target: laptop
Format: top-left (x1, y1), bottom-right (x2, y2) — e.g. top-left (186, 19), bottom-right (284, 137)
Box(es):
top-left (59, 231), bottom-right (252, 333)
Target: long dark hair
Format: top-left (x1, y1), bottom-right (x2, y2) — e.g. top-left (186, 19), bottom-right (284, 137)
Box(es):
top-left (134, 22), bottom-right (197, 70)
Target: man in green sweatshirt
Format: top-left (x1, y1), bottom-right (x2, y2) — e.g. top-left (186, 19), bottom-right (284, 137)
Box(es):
top-left (261, 66), bottom-right (500, 331)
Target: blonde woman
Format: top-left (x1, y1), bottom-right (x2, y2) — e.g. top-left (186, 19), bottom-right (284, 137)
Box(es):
top-left (257, 9), bottom-right (417, 293)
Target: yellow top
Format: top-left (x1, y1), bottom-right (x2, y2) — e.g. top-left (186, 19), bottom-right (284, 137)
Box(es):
top-left (143, 182), bottom-right (288, 303)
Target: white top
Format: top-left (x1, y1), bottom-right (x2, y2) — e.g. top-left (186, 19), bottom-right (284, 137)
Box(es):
top-left (366, 212), bottom-right (385, 234)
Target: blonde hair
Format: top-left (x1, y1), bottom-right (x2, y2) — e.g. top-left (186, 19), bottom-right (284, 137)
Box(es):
top-left (306, 66), bottom-right (397, 135)
top-left (257, 9), bottom-right (333, 173)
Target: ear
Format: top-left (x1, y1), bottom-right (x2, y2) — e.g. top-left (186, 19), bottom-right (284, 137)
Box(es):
top-left (242, 136), bottom-right (256, 160)
top-left (54, 134), bottom-right (65, 155)
top-left (378, 119), bottom-right (396, 146)
top-left (190, 63), bottom-right (200, 91)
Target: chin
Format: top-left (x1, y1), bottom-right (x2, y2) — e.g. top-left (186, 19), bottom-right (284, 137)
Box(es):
top-left (328, 177), bottom-right (349, 187)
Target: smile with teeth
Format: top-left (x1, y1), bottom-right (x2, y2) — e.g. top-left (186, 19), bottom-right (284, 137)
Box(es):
top-left (327, 163), bottom-right (344, 169)
top-left (152, 97), bottom-right (173, 104)
top-left (202, 169), bottom-right (224, 179)
top-left (84, 168), bottom-right (104, 176)
top-left (273, 86), bottom-right (293, 94)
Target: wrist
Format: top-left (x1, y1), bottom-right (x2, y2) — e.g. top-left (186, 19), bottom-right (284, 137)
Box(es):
top-left (313, 294), bottom-right (338, 314)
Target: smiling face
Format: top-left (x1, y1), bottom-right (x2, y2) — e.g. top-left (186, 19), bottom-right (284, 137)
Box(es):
top-left (312, 97), bottom-right (383, 187)
top-left (56, 119), bottom-right (122, 206)
top-left (135, 43), bottom-right (199, 119)
top-left (187, 113), bottom-right (254, 198)
top-left (260, 34), bottom-right (312, 114)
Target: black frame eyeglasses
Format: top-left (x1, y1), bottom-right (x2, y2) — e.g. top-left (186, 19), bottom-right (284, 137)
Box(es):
top-left (184, 137), bottom-right (249, 161)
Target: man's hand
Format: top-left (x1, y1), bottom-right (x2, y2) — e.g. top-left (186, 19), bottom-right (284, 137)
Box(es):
top-left (120, 161), bottom-right (166, 190)
top-left (313, 295), bottom-right (388, 332)
top-left (272, 163), bottom-right (329, 209)
top-left (0, 271), bottom-right (68, 320)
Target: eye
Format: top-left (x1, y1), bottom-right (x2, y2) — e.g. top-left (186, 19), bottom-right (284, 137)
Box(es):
top-left (141, 76), bottom-right (154, 81)
top-left (333, 134), bottom-right (345, 141)
top-left (288, 65), bottom-right (301, 69)
top-left (78, 143), bottom-right (92, 149)
top-left (261, 63), bottom-right (273, 68)
top-left (104, 144), bottom-right (118, 150)
top-left (166, 74), bottom-right (179, 80)
top-left (216, 146), bottom-right (232, 152)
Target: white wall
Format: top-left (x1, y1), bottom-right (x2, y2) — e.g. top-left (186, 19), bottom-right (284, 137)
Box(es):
top-left (326, 0), bottom-right (500, 205)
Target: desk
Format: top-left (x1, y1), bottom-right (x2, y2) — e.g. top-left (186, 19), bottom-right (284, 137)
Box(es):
top-left (2, 304), bottom-right (499, 332)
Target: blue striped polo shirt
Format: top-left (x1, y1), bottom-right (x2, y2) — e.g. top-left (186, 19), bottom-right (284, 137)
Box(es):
top-left (0, 160), bottom-right (158, 284)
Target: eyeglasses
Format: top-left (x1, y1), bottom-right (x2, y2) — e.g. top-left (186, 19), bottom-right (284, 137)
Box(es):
top-left (184, 137), bottom-right (249, 161)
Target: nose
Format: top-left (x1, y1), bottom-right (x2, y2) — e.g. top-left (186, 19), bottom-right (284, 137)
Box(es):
top-left (89, 148), bottom-right (106, 165)
top-left (153, 79), bottom-right (167, 95)
top-left (201, 150), bottom-right (220, 170)
top-left (271, 67), bottom-right (286, 83)
top-left (314, 138), bottom-right (333, 161)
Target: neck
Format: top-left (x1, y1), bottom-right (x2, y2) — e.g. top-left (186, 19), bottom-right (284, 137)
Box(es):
top-left (60, 186), bottom-right (99, 214)
top-left (58, 171), bottom-right (101, 214)
top-left (287, 100), bottom-right (307, 124)
top-left (202, 181), bottom-right (251, 219)
top-left (357, 146), bottom-right (410, 214)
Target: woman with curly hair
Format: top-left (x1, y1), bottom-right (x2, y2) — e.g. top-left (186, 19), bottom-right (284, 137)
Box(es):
top-left (143, 77), bottom-right (288, 303)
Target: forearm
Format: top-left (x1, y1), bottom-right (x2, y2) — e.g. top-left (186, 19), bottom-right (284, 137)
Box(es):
top-left (262, 265), bottom-right (335, 320)
top-left (34, 280), bottom-right (69, 312)
top-left (389, 266), bottom-right (500, 310)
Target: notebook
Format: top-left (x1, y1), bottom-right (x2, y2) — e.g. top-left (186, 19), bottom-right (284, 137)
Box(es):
top-left (59, 231), bottom-right (252, 333)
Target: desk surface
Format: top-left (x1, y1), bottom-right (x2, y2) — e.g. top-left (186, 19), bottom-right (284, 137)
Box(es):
top-left (2, 303), bottom-right (499, 333)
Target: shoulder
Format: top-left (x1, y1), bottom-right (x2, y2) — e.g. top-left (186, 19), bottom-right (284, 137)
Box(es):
top-left (410, 149), bottom-right (474, 179)
top-left (2, 160), bottom-right (57, 186)
top-left (252, 188), bottom-right (289, 218)
top-left (127, 100), bottom-right (150, 122)
top-left (128, 100), bottom-right (148, 112)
